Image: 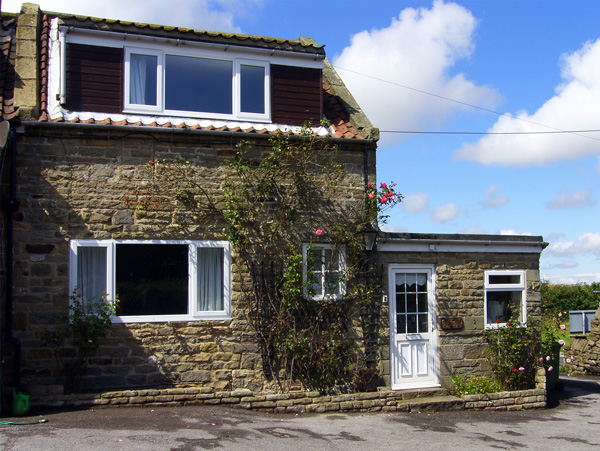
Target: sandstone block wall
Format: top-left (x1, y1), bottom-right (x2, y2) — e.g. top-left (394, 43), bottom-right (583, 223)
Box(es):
top-left (377, 251), bottom-right (542, 388)
top-left (4, 123), bottom-right (375, 395)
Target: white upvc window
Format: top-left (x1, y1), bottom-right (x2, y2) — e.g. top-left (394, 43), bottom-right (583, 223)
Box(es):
top-left (69, 239), bottom-right (231, 323)
top-left (302, 244), bottom-right (346, 300)
top-left (123, 46), bottom-right (270, 121)
top-left (484, 270), bottom-right (526, 328)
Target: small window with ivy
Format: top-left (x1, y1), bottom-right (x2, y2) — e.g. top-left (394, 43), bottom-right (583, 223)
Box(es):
top-left (302, 244), bottom-right (346, 300)
top-left (484, 270), bottom-right (526, 328)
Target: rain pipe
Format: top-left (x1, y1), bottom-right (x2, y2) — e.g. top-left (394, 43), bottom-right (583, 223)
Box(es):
top-left (4, 126), bottom-right (21, 389)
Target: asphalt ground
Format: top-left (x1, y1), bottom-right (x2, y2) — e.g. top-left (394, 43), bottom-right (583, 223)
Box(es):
top-left (1, 374), bottom-right (599, 450)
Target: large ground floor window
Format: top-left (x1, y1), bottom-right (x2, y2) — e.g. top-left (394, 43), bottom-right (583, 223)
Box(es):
top-left (70, 240), bottom-right (231, 322)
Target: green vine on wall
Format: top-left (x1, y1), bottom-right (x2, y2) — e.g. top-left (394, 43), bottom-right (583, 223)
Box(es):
top-left (124, 122), bottom-right (401, 393)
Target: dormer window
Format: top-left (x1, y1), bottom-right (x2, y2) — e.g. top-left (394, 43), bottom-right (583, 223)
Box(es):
top-left (124, 47), bottom-right (270, 120)
top-left (50, 19), bottom-right (324, 125)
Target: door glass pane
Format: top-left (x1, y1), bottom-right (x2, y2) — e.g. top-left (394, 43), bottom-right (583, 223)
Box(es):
top-left (130, 53), bottom-right (157, 106)
top-left (116, 244), bottom-right (188, 316)
top-left (166, 55), bottom-right (232, 114)
top-left (406, 314), bottom-right (417, 333)
top-left (396, 274), bottom-right (406, 294)
top-left (418, 313), bottom-right (428, 333)
top-left (417, 293), bottom-right (428, 312)
top-left (241, 64), bottom-right (265, 114)
top-left (416, 273), bottom-right (427, 291)
top-left (406, 274), bottom-right (417, 292)
top-left (397, 314), bottom-right (406, 334)
top-left (407, 293), bottom-right (417, 313)
top-left (397, 294), bottom-right (406, 313)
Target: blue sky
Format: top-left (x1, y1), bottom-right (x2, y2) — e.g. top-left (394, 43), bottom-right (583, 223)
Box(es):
top-left (4, 0), bottom-right (600, 284)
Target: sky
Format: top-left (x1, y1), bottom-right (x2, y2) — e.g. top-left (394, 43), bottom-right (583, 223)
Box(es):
top-left (3, 0), bottom-right (600, 284)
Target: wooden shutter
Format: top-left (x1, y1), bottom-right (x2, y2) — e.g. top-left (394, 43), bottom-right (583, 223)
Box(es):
top-left (65, 43), bottom-right (123, 113)
top-left (271, 65), bottom-right (322, 126)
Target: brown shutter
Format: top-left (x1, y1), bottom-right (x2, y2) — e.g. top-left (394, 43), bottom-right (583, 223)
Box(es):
top-left (271, 65), bottom-right (322, 126)
top-left (65, 43), bottom-right (123, 113)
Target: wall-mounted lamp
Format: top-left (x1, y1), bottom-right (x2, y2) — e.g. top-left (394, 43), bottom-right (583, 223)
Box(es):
top-left (363, 222), bottom-right (380, 252)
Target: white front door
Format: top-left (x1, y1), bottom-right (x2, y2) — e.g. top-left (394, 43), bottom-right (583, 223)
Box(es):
top-left (389, 265), bottom-right (438, 390)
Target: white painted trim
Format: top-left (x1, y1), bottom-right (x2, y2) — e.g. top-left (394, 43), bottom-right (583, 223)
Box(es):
top-left (302, 243), bottom-right (346, 301)
top-left (484, 269), bottom-right (527, 328)
top-left (70, 239), bottom-right (232, 323)
top-left (379, 240), bottom-right (545, 254)
top-left (61, 26), bottom-right (325, 69)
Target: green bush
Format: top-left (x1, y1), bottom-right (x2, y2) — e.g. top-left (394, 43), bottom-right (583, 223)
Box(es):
top-left (484, 319), bottom-right (541, 391)
top-left (451, 374), bottom-right (501, 396)
top-left (541, 282), bottom-right (599, 315)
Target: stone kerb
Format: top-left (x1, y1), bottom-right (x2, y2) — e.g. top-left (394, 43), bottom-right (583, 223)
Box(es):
top-left (462, 389), bottom-right (546, 411)
top-left (31, 384), bottom-right (547, 413)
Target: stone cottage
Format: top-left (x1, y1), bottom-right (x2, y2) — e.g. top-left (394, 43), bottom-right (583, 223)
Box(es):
top-left (0, 3), bottom-right (546, 401)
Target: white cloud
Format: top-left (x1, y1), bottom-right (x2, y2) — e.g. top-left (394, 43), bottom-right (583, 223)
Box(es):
top-left (431, 202), bottom-right (462, 222)
top-left (2, 0), bottom-right (262, 32)
top-left (483, 184), bottom-right (508, 207)
top-left (499, 229), bottom-right (533, 236)
top-left (542, 273), bottom-right (600, 284)
top-left (332, 0), bottom-right (499, 142)
top-left (401, 192), bottom-right (430, 213)
top-left (548, 190), bottom-right (596, 209)
top-left (381, 224), bottom-right (408, 233)
top-left (545, 261), bottom-right (579, 269)
top-left (460, 225), bottom-right (487, 234)
top-left (455, 38), bottom-right (600, 167)
top-left (546, 232), bottom-right (600, 257)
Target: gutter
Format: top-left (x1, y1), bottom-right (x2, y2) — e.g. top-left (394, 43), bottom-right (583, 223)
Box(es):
top-left (378, 235), bottom-right (548, 254)
top-left (20, 120), bottom-right (377, 146)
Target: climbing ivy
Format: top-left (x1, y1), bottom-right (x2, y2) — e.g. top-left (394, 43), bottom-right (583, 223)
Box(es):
top-left (125, 122), bottom-right (401, 393)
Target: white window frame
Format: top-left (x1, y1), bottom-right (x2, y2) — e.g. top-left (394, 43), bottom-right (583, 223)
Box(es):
top-left (123, 47), bottom-right (163, 113)
top-left (123, 45), bottom-right (271, 122)
top-left (484, 269), bottom-right (526, 329)
top-left (302, 243), bottom-right (346, 301)
top-left (69, 239), bottom-right (231, 323)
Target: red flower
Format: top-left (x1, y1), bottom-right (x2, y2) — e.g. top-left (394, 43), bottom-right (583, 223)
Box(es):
top-left (496, 318), bottom-right (501, 323)
top-left (148, 160), bottom-right (155, 165)
top-left (508, 321), bottom-right (512, 326)
top-left (380, 182), bottom-right (388, 190)
top-left (512, 368), bottom-right (518, 372)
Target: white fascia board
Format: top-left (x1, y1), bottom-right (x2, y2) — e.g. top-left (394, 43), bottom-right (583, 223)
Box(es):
top-left (378, 240), bottom-right (545, 254)
top-left (60, 26), bottom-right (325, 69)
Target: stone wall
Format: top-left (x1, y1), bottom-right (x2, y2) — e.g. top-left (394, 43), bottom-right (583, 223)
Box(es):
top-left (377, 250), bottom-right (542, 388)
top-left (5, 123), bottom-right (375, 395)
top-left (565, 308), bottom-right (600, 375)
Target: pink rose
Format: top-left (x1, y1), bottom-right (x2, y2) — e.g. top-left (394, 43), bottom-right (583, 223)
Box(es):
top-left (315, 229), bottom-right (323, 236)
top-left (560, 324), bottom-right (566, 330)
top-left (368, 193), bottom-right (374, 199)
top-left (380, 182), bottom-right (388, 190)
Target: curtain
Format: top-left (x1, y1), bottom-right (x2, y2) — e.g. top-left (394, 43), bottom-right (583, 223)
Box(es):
top-left (77, 247), bottom-right (107, 307)
top-left (197, 248), bottom-right (223, 311)
top-left (130, 53), bottom-right (157, 105)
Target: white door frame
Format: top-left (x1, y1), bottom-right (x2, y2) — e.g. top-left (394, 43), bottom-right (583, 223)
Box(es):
top-left (388, 264), bottom-right (439, 390)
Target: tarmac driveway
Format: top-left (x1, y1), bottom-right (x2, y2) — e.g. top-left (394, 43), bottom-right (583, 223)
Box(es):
top-left (1, 375), bottom-right (599, 451)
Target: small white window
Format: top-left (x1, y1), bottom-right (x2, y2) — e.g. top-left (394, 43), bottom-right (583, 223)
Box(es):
top-left (484, 270), bottom-right (526, 328)
top-left (302, 244), bottom-right (346, 300)
top-left (70, 240), bottom-right (231, 322)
